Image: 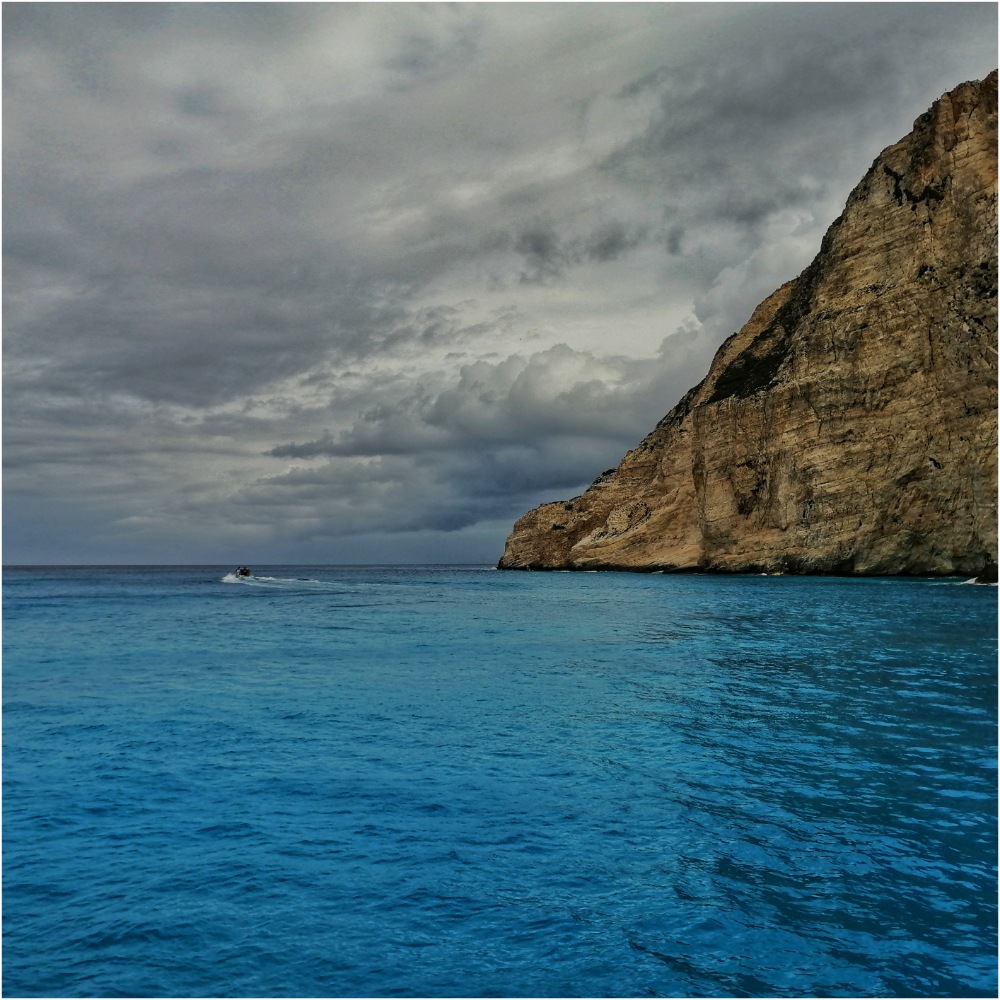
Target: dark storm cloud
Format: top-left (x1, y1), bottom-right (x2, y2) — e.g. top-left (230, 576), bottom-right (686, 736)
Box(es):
top-left (270, 344), bottom-right (667, 459)
top-left (665, 226), bottom-right (684, 256)
top-left (511, 219), bottom-right (649, 281)
top-left (514, 225), bottom-right (570, 283)
top-left (260, 333), bottom-right (725, 546)
top-left (599, 4), bottom-right (995, 240)
top-left (3, 2), bottom-right (996, 563)
top-left (243, 437), bottom-right (633, 538)
top-left (587, 221), bottom-right (647, 262)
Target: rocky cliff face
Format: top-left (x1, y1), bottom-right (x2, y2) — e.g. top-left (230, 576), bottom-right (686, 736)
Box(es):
top-left (499, 72), bottom-right (998, 576)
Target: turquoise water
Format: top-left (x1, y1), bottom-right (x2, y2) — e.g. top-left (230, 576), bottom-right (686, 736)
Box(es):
top-left (3, 565), bottom-right (996, 998)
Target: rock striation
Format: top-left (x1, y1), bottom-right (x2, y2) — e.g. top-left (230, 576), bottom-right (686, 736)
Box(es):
top-left (499, 72), bottom-right (998, 576)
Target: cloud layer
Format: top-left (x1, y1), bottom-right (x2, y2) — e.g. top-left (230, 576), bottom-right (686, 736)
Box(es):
top-left (4, 3), bottom-right (996, 563)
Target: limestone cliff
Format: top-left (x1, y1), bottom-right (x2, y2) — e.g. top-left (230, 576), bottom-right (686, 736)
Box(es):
top-left (499, 72), bottom-right (998, 575)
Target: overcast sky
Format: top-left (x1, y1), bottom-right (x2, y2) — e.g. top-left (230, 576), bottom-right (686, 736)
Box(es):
top-left (3, 2), bottom-right (996, 565)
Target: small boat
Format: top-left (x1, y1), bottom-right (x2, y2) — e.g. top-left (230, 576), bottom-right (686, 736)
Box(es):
top-left (234, 566), bottom-right (253, 578)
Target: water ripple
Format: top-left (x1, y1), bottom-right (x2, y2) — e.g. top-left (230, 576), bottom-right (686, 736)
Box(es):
top-left (3, 567), bottom-right (996, 997)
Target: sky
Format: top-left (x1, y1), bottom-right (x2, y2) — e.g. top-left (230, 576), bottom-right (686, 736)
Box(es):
top-left (3, 2), bottom-right (997, 565)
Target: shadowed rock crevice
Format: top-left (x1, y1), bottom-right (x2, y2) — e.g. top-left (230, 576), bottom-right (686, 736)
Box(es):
top-left (499, 72), bottom-right (998, 576)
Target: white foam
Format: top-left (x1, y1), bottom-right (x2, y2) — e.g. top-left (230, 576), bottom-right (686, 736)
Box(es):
top-left (221, 573), bottom-right (280, 586)
top-left (221, 573), bottom-right (334, 588)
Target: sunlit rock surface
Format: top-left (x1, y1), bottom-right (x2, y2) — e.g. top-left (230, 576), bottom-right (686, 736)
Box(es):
top-left (499, 72), bottom-right (998, 575)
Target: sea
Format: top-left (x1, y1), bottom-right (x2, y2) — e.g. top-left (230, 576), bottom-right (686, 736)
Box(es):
top-left (2, 565), bottom-right (997, 999)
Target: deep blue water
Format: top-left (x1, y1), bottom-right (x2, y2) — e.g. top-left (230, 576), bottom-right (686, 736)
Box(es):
top-left (2, 565), bottom-right (996, 999)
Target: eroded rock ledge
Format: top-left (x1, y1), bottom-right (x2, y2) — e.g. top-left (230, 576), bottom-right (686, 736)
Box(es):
top-left (499, 72), bottom-right (998, 576)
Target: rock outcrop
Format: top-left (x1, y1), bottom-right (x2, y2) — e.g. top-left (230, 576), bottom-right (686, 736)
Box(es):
top-left (499, 72), bottom-right (998, 576)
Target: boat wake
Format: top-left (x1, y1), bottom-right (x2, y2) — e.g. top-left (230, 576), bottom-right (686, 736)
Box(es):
top-left (221, 573), bottom-right (338, 589)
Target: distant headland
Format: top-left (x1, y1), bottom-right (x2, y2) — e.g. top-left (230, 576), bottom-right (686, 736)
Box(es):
top-left (499, 72), bottom-right (998, 576)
